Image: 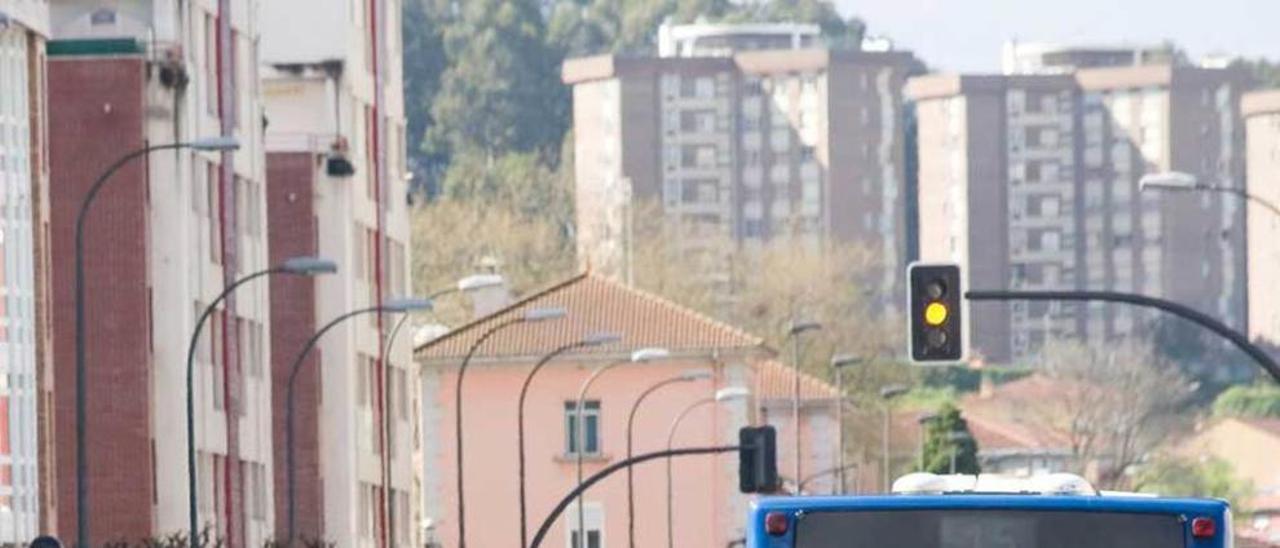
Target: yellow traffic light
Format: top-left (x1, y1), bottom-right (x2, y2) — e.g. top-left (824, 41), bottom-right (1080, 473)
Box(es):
top-left (924, 301), bottom-right (949, 326)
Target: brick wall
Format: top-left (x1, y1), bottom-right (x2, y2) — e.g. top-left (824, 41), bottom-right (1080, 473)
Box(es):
top-left (266, 152), bottom-right (321, 541)
top-left (47, 56), bottom-right (152, 541)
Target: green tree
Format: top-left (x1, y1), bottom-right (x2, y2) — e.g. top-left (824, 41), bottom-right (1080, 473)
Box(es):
top-left (1213, 383), bottom-right (1280, 419)
top-left (426, 0), bottom-right (568, 163)
top-left (1133, 456), bottom-right (1253, 510)
top-left (920, 403), bottom-right (980, 474)
top-left (402, 0), bottom-right (449, 194)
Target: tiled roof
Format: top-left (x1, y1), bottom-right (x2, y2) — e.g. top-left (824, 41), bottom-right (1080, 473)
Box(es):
top-left (415, 272), bottom-right (766, 361)
top-left (753, 359), bottom-right (839, 401)
top-left (1244, 418), bottom-right (1280, 439)
top-left (963, 413), bottom-right (1072, 451)
top-left (958, 375), bottom-right (1074, 452)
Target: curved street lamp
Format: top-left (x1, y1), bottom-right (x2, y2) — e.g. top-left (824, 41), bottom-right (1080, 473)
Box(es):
top-left (624, 368), bottom-right (712, 548)
top-left (879, 384), bottom-right (910, 491)
top-left (572, 347), bottom-right (670, 546)
top-left (74, 136), bottom-right (238, 546)
top-left (517, 332), bottom-right (622, 548)
top-left (284, 297), bottom-right (433, 545)
top-left (785, 320), bottom-right (822, 487)
top-left (454, 306), bottom-right (565, 548)
top-left (185, 255), bottom-right (335, 544)
top-left (829, 354), bottom-right (862, 495)
top-left (665, 387), bottom-right (751, 548)
top-left (1140, 171), bottom-right (1280, 218)
top-left (381, 274), bottom-right (502, 547)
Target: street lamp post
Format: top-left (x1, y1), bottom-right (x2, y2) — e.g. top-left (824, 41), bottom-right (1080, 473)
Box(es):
top-left (517, 332), bottom-right (622, 548)
top-left (185, 256), bottom-right (335, 545)
top-left (879, 385), bottom-right (909, 491)
top-left (284, 297), bottom-right (433, 545)
top-left (380, 275), bottom-right (502, 548)
top-left (574, 348), bottom-right (670, 548)
top-left (1140, 171), bottom-right (1280, 218)
top-left (454, 307), bottom-right (565, 548)
top-left (623, 369), bottom-right (713, 548)
top-left (666, 387), bottom-right (751, 548)
top-left (830, 354), bottom-right (862, 494)
top-left (73, 136), bottom-right (238, 546)
top-left (785, 321), bottom-right (822, 489)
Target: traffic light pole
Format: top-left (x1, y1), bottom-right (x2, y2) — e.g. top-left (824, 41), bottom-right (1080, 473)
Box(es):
top-left (966, 290), bottom-right (1280, 383)
top-left (529, 445), bottom-right (741, 548)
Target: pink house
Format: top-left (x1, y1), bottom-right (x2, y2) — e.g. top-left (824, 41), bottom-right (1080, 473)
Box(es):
top-left (413, 273), bottom-right (838, 547)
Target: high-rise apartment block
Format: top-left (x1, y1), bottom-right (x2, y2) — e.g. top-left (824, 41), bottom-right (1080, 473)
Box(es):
top-left (261, 0), bottom-right (413, 545)
top-left (46, 1), bottom-right (272, 543)
top-left (910, 62), bottom-right (1251, 367)
top-left (565, 40), bottom-right (917, 298)
top-left (1243, 90), bottom-right (1280, 349)
top-left (0, 0), bottom-right (51, 541)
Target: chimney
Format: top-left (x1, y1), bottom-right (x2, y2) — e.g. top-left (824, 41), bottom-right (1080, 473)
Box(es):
top-left (467, 256), bottom-right (511, 318)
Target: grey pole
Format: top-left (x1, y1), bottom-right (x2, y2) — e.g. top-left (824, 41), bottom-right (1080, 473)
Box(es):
top-left (666, 398), bottom-right (714, 548)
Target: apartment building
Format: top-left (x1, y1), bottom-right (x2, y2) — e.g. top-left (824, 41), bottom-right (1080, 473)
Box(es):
top-left (261, 0), bottom-right (412, 545)
top-left (0, 0), bottom-right (50, 541)
top-left (657, 21), bottom-right (821, 58)
top-left (1243, 90), bottom-right (1280, 348)
top-left (564, 46), bottom-right (918, 300)
top-left (46, 1), bottom-right (271, 543)
top-left (909, 63), bottom-right (1251, 368)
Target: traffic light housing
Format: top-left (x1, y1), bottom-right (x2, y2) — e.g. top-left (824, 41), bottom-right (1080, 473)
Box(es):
top-left (738, 426), bottom-right (778, 494)
top-left (908, 263), bottom-right (965, 363)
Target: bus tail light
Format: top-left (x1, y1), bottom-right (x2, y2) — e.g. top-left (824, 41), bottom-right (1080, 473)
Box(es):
top-left (1191, 517), bottom-right (1216, 539)
top-left (765, 512), bottom-right (789, 536)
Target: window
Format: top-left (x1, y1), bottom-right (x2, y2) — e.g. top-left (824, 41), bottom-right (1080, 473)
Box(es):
top-left (365, 106), bottom-right (377, 200)
top-left (358, 483), bottom-right (374, 538)
top-left (564, 401), bottom-right (601, 456)
top-left (565, 503), bottom-right (604, 548)
top-left (208, 163), bottom-right (222, 263)
top-left (395, 368), bottom-right (408, 421)
top-left (211, 311), bottom-right (225, 410)
top-left (205, 14), bottom-right (218, 114)
top-left (1024, 161), bottom-right (1042, 183)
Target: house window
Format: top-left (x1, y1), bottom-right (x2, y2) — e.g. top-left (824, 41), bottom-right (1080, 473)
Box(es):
top-left (565, 502), bottom-right (604, 548)
top-left (564, 401), bottom-right (601, 456)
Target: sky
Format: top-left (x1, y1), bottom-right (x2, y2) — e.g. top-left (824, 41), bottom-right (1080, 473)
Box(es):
top-left (836, 0), bottom-right (1280, 72)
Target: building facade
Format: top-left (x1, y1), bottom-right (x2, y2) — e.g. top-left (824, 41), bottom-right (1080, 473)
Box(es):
top-left (1243, 90), bottom-right (1280, 349)
top-left (261, 0), bottom-right (412, 545)
top-left (564, 48), bottom-right (918, 301)
top-left (46, 0), bottom-right (271, 543)
top-left (909, 64), bottom-right (1250, 366)
top-left (414, 272), bottom-right (838, 548)
top-left (0, 0), bottom-right (49, 541)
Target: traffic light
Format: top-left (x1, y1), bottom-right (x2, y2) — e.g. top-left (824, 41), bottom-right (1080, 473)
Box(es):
top-left (738, 426), bottom-right (778, 494)
top-left (908, 262), bottom-right (965, 363)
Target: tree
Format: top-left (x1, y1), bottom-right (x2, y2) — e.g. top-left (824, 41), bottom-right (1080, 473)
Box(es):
top-left (1132, 455), bottom-right (1253, 510)
top-left (1032, 339), bottom-right (1193, 488)
top-left (402, 0), bottom-right (449, 194)
top-left (1212, 383), bottom-right (1280, 419)
top-left (426, 0), bottom-right (568, 163)
top-left (920, 403), bottom-right (980, 474)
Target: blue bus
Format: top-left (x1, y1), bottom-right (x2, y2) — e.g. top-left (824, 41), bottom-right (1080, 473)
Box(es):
top-left (747, 474), bottom-right (1232, 548)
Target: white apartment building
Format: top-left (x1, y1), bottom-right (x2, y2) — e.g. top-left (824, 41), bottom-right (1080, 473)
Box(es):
top-left (46, 0), bottom-right (272, 543)
top-left (261, 0), bottom-right (413, 545)
top-left (0, 0), bottom-right (48, 541)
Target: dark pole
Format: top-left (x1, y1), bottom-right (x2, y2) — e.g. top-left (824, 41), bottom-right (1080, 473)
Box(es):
top-left (529, 446), bottom-right (740, 548)
top-left (965, 290), bottom-right (1280, 382)
top-left (454, 317), bottom-right (526, 548)
top-left (286, 305), bottom-right (397, 545)
top-left (518, 342), bottom-right (585, 548)
top-left (74, 142), bottom-right (188, 546)
top-left (187, 266), bottom-right (290, 545)
top-left (625, 377), bottom-right (687, 548)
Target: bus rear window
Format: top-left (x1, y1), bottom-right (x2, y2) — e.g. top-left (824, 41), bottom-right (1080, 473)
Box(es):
top-left (793, 509), bottom-right (1185, 548)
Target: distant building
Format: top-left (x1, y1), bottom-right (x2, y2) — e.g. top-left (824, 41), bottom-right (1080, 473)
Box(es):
top-left (1002, 41), bottom-right (1180, 75)
top-left (958, 376), bottom-right (1077, 476)
top-left (0, 0), bottom-right (50, 540)
top-left (414, 272), bottom-right (838, 547)
top-left (1243, 90), bottom-right (1280, 348)
top-left (909, 64), bottom-right (1251, 366)
top-left (564, 47), bottom-right (918, 302)
top-left (261, 0), bottom-right (412, 544)
top-left (657, 21), bottom-right (821, 57)
top-left (45, 1), bottom-right (270, 543)
top-left (1177, 418), bottom-right (1280, 544)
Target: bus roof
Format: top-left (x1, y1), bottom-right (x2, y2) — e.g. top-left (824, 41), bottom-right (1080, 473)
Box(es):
top-left (751, 494), bottom-right (1230, 515)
